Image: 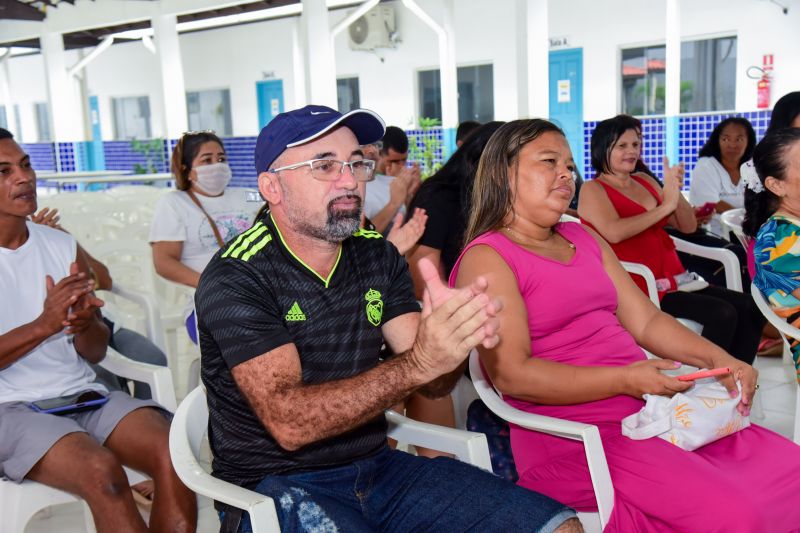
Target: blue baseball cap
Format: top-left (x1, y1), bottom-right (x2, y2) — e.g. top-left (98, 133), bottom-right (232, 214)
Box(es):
top-left (254, 105), bottom-right (386, 174)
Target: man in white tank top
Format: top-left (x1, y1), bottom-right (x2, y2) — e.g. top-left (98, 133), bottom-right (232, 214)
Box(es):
top-left (0, 129), bottom-right (196, 532)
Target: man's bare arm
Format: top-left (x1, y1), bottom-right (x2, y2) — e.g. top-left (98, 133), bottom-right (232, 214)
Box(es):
top-left (231, 280), bottom-right (497, 451)
top-left (69, 254), bottom-right (109, 364)
top-left (381, 312), bottom-right (466, 399)
top-left (232, 343), bottom-right (424, 451)
top-left (0, 268), bottom-right (93, 369)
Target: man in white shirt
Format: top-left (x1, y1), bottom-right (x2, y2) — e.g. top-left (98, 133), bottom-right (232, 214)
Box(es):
top-left (364, 126), bottom-right (421, 232)
top-left (0, 128), bottom-right (195, 533)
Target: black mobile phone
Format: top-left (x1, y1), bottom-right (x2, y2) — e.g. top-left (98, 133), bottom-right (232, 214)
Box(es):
top-left (28, 390), bottom-right (109, 415)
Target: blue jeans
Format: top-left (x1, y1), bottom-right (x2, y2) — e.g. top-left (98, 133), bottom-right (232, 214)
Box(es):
top-left (230, 446), bottom-right (575, 532)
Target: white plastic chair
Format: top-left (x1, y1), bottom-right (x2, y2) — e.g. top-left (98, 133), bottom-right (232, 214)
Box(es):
top-left (671, 235), bottom-right (743, 292)
top-left (101, 282), bottom-right (168, 355)
top-left (750, 284), bottom-right (800, 444)
top-left (89, 239), bottom-right (189, 372)
top-left (468, 350), bottom-right (612, 533)
top-left (720, 208), bottom-right (748, 249)
top-left (559, 214), bottom-right (743, 293)
top-left (169, 386), bottom-right (493, 533)
top-left (0, 348), bottom-right (177, 532)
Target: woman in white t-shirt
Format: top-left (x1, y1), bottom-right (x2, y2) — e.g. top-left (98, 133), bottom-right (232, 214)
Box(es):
top-left (149, 131), bottom-right (258, 339)
top-left (689, 117), bottom-right (756, 237)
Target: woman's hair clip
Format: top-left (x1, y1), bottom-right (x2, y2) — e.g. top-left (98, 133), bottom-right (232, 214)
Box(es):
top-left (740, 159), bottom-right (764, 193)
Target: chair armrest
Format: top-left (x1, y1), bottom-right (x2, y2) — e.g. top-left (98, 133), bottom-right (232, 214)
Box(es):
top-left (98, 348), bottom-right (177, 412)
top-left (671, 236), bottom-right (742, 292)
top-left (385, 410), bottom-right (493, 471)
top-left (620, 261), bottom-right (659, 306)
top-left (110, 283), bottom-right (168, 353)
top-left (468, 350), bottom-right (614, 527)
top-left (169, 388), bottom-right (281, 532)
top-left (751, 283), bottom-right (800, 338)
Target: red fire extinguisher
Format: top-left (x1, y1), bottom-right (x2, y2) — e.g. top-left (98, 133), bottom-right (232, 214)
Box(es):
top-left (757, 54), bottom-right (774, 109)
top-left (758, 75), bottom-right (771, 109)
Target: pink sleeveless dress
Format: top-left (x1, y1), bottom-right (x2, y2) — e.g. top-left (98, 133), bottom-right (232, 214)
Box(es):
top-left (451, 222), bottom-right (800, 532)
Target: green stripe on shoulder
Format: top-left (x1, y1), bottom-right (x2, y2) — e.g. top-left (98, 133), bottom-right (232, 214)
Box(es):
top-left (241, 234), bottom-right (273, 261)
top-left (221, 222), bottom-right (268, 259)
top-left (353, 228), bottom-right (383, 239)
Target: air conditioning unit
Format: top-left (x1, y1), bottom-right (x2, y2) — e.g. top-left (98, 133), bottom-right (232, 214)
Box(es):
top-left (348, 5), bottom-right (398, 51)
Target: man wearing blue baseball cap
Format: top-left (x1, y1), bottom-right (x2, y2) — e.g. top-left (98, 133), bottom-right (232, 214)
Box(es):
top-left (195, 105), bottom-right (580, 532)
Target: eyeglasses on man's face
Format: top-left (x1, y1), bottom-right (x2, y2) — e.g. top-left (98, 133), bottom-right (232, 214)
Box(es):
top-left (268, 158), bottom-right (376, 182)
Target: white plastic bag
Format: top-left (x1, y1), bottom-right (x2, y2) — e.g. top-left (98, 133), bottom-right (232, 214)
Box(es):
top-left (621, 380), bottom-right (750, 451)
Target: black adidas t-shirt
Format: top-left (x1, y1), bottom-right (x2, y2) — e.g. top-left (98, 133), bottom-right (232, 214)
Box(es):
top-left (195, 212), bottom-right (420, 490)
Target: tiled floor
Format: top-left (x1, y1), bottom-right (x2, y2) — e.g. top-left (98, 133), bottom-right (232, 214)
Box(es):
top-left (22, 355), bottom-right (799, 532)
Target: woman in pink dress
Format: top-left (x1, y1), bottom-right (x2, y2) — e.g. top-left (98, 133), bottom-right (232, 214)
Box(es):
top-left (450, 119), bottom-right (800, 532)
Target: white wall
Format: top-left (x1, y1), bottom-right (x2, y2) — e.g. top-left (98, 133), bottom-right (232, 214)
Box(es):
top-left (548, 0), bottom-right (800, 121)
top-left (179, 19), bottom-right (298, 136)
top-left (4, 52), bottom-right (49, 143)
top-left (1, 0), bottom-right (798, 140)
top-left (84, 41), bottom-right (162, 139)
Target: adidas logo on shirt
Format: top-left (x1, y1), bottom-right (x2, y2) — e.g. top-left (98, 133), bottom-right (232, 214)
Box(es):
top-left (285, 301), bottom-right (306, 321)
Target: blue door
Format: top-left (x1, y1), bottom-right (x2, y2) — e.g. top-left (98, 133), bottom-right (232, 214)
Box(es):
top-left (256, 80), bottom-right (285, 130)
top-left (549, 49), bottom-right (584, 176)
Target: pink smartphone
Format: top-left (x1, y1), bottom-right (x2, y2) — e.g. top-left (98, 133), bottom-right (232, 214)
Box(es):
top-left (677, 367), bottom-right (731, 381)
top-left (695, 202), bottom-right (716, 217)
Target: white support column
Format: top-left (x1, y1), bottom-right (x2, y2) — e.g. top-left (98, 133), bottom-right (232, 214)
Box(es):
top-left (665, 0), bottom-right (681, 163)
top-left (440, 0), bottom-right (458, 134)
top-left (291, 17), bottom-right (307, 109)
top-left (527, 0), bottom-right (549, 119)
top-left (515, 0), bottom-right (529, 119)
top-left (40, 32), bottom-right (85, 142)
top-left (152, 13), bottom-right (188, 139)
top-left (301, 0), bottom-right (337, 107)
top-left (401, 0), bottom-right (457, 152)
top-left (0, 53), bottom-right (17, 135)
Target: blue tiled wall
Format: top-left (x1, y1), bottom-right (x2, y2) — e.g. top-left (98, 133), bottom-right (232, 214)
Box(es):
top-left (222, 136), bottom-right (258, 188)
top-left (103, 140), bottom-right (171, 173)
top-left (56, 142), bottom-right (77, 172)
top-left (24, 127), bottom-right (447, 190)
top-left (583, 110), bottom-right (772, 189)
top-left (21, 142), bottom-right (56, 172)
top-left (23, 113), bottom-right (774, 194)
top-left (407, 127), bottom-right (447, 176)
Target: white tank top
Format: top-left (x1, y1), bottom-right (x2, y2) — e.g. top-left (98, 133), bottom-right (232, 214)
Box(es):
top-left (0, 222), bottom-right (106, 404)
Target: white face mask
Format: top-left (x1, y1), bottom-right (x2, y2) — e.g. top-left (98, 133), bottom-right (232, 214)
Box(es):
top-left (194, 162), bottom-right (232, 195)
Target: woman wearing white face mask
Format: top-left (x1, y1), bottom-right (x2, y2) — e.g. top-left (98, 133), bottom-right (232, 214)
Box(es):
top-left (150, 131), bottom-right (259, 340)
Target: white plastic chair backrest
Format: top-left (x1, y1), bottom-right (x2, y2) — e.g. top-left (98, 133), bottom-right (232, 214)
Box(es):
top-left (59, 214), bottom-right (127, 244)
top-left (620, 261), bottom-right (659, 306)
top-left (104, 185), bottom-right (165, 199)
top-left (751, 283), bottom-right (800, 347)
top-left (720, 208), bottom-right (749, 249)
top-left (170, 387), bottom-right (282, 531)
top-left (39, 191), bottom-right (113, 214)
top-left (89, 240), bottom-right (158, 295)
top-left (182, 386), bottom-right (209, 459)
top-left (751, 284), bottom-right (800, 443)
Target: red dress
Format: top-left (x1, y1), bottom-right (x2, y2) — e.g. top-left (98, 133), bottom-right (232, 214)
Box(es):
top-left (582, 174), bottom-right (684, 298)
